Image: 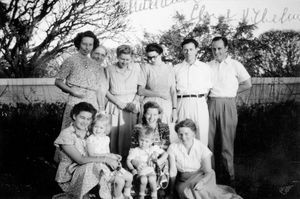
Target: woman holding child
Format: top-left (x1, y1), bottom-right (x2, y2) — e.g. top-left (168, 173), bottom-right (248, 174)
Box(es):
top-left (54, 102), bottom-right (127, 199)
top-left (167, 119), bottom-right (242, 199)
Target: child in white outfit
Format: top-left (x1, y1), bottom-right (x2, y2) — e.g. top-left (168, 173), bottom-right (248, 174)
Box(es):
top-left (86, 113), bottom-right (133, 199)
top-left (127, 126), bottom-right (168, 199)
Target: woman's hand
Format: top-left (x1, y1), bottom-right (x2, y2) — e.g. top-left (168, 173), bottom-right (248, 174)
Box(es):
top-left (70, 88), bottom-right (86, 98)
top-left (194, 180), bottom-right (204, 190)
top-left (109, 154), bottom-right (122, 162)
top-left (159, 93), bottom-right (170, 100)
top-left (105, 157), bottom-right (119, 170)
top-left (117, 102), bottom-right (127, 110)
top-left (124, 102), bottom-right (137, 113)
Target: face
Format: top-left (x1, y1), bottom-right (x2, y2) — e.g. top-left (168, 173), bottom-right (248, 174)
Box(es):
top-left (146, 51), bottom-right (161, 65)
top-left (177, 127), bottom-right (195, 144)
top-left (182, 42), bottom-right (198, 61)
top-left (211, 39), bottom-right (228, 62)
top-left (79, 37), bottom-right (94, 56)
top-left (91, 47), bottom-right (106, 63)
top-left (73, 111), bottom-right (93, 131)
top-left (138, 136), bottom-right (153, 149)
top-left (92, 120), bottom-right (107, 136)
top-left (144, 108), bottom-right (160, 125)
top-left (117, 53), bottom-right (131, 68)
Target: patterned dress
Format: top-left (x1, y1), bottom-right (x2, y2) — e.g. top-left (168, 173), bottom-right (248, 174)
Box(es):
top-left (105, 62), bottom-right (141, 159)
top-left (57, 53), bottom-right (108, 129)
top-left (53, 125), bottom-right (112, 199)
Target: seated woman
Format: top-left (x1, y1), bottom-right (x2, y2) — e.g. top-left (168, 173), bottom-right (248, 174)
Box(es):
top-left (167, 119), bottom-right (243, 199)
top-left (53, 102), bottom-right (124, 199)
top-left (131, 101), bottom-right (170, 192)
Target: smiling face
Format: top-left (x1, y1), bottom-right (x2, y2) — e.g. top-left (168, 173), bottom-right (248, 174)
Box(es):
top-left (79, 36), bottom-right (94, 56)
top-left (177, 127), bottom-right (195, 145)
top-left (92, 120), bottom-right (107, 136)
top-left (146, 51), bottom-right (161, 65)
top-left (182, 42), bottom-right (198, 62)
top-left (91, 46), bottom-right (106, 63)
top-left (144, 107), bottom-right (160, 126)
top-left (72, 111), bottom-right (93, 131)
top-left (211, 39), bottom-right (228, 62)
top-left (138, 135), bottom-right (153, 150)
top-left (117, 53), bottom-right (132, 68)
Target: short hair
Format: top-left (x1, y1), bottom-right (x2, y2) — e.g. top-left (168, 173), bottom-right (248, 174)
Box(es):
top-left (135, 124), bottom-right (154, 140)
top-left (181, 38), bottom-right (199, 48)
top-left (91, 113), bottom-right (111, 135)
top-left (70, 102), bottom-right (97, 120)
top-left (212, 36), bottom-right (228, 47)
top-left (142, 101), bottom-right (163, 125)
top-left (175, 119), bottom-right (197, 134)
top-left (145, 43), bottom-right (163, 55)
top-left (73, 30), bottom-right (99, 50)
top-left (92, 45), bottom-right (107, 56)
top-left (116, 44), bottom-right (133, 57)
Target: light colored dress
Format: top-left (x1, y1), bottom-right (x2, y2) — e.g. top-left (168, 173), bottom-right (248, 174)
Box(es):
top-left (174, 60), bottom-right (212, 146)
top-left (57, 53), bottom-right (108, 129)
top-left (105, 62), bottom-right (140, 159)
top-left (53, 125), bottom-right (111, 199)
top-left (138, 63), bottom-right (176, 124)
top-left (86, 134), bottom-right (110, 155)
top-left (167, 139), bottom-right (242, 199)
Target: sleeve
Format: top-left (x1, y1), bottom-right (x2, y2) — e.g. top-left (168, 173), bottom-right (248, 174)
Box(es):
top-left (54, 128), bottom-right (75, 147)
top-left (137, 64), bottom-right (147, 87)
top-left (169, 65), bottom-right (176, 88)
top-left (167, 143), bottom-right (176, 156)
top-left (200, 144), bottom-right (212, 161)
top-left (235, 61), bottom-right (251, 83)
top-left (158, 122), bottom-right (170, 149)
top-left (57, 57), bottom-right (73, 80)
top-left (127, 148), bottom-right (137, 161)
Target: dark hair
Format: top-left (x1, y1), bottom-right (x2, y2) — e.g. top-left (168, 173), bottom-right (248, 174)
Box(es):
top-left (145, 43), bottom-right (163, 55)
top-left (212, 36), bottom-right (228, 47)
top-left (142, 101), bottom-right (163, 125)
top-left (116, 44), bottom-right (133, 57)
top-left (175, 119), bottom-right (197, 134)
top-left (70, 102), bottom-right (97, 120)
top-left (181, 38), bottom-right (199, 48)
top-left (73, 31), bottom-right (99, 50)
top-left (135, 124), bottom-right (154, 139)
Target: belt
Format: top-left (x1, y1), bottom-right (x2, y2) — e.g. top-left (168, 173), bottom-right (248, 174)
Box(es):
top-left (177, 94), bottom-right (205, 98)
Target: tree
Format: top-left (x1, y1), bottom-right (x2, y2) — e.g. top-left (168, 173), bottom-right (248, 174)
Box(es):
top-left (0, 0), bottom-right (128, 77)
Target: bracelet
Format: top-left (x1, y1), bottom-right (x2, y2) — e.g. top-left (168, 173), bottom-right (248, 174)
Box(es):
top-left (172, 107), bottom-right (177, 109)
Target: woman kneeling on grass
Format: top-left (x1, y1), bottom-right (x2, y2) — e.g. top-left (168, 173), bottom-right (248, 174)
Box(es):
top-left (53, 102), bottom-right (126, 199)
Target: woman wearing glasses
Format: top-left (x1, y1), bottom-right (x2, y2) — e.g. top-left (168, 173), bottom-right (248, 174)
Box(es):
top-left (138, 43), bottom-right (177, 125)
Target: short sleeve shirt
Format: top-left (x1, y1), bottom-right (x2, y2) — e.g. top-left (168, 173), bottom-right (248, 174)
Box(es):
top-left (106, 62), bottom-right (140, 95)
top-left (207, 56), bottom-right (251, 97)
top-left (86, 134), bottom-right (110, 155)
top-left (167, 138), bottom-right (212, 172)
top-left (127, 145), bottom-right (165, 163)
top-left (174, 60), bottom-right (212, 95)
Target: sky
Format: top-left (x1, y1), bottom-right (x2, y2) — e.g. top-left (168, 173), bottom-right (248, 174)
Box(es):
top-left (103, 0), bottom-right (300, 47)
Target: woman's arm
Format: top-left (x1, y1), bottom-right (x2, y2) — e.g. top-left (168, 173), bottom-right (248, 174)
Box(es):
top-left (167, 151), bottom-right (177, 197)
top-left (194, 155), bottom-right (214, 190)
top-left (106, 91), bottom-right (126, 109)
top-left (170, 85), bottom-right (178, 123)
top-left (156, 151), bottom-right (168, 166)
top-left (62, 144), bottom-right (119, 169)
top-left (55, 79), bottom-right (85, 98)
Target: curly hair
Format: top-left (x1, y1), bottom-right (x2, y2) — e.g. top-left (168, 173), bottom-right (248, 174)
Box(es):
top-left (73, 30), bottom-right (99, 50)
top-left (70, 102), bottom-right (97, 120)
top-left (142, 101), bottom-right (163, 125)
top-left (116, 44), bottom-right (133, 57)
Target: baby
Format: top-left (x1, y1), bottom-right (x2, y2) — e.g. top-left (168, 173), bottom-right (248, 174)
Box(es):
top-left (86, 113), bottom-right (133, 199)
top-left (127, 126), bottom-right (168, 199)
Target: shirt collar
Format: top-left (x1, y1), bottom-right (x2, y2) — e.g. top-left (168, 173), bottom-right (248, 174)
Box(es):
top-left (183, 59), bottom-right (200, 67)
top-left (115, 62), bottom-right (133, 73)
top-left (214, 55), bottom-right (232, 64)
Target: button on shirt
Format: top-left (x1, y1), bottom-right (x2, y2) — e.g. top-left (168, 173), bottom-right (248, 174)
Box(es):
top-left (208, 56), bottom-right (251, 97)
top-left (167, 139), bottom-right (212, 172)
top-left (174, 60), bottom-right (212, 95)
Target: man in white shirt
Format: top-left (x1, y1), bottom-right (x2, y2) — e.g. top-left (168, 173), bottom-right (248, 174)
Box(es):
top-left (207, 36), bottom-right (252, 186)
top-left (174, 38), bottom-right (212, 146)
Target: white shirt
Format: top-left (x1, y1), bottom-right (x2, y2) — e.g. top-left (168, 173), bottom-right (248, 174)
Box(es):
top-left (127, 145), bottom-right (165, 163)
top-left (174, 60), bottom-right (212, 95)
top-left (167, 138), bottom-right (212, 172)
top-left (207, 56), bottom-right (251, 97)
top-left (86, 134), bottom-right (110, 155)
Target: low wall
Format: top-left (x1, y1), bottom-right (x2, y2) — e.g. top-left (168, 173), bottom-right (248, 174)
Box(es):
top-left (0, 77), bottom-right (299, 106)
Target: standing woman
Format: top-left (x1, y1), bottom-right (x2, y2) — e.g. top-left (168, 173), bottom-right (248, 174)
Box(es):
top-left (55, 31), bottom-right (108, 129)
top-left (106, 44), bottom-right (140, 160)
top-left (138, 43), bottom-right (177, 124)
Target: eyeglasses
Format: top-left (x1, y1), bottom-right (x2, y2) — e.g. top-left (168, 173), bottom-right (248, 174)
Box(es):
top-left (147, 55), bottom-right (158, 60)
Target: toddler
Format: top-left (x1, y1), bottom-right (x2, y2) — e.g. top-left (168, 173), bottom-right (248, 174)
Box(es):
top-left (86, 113), bottom-right (133, 199)
top-left (127, 126), bottom-right (168, 199)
